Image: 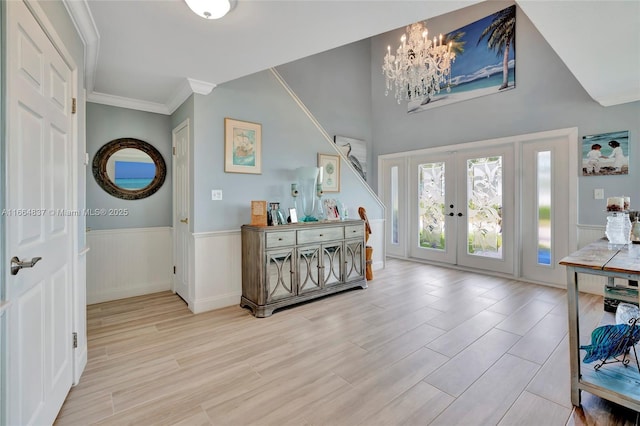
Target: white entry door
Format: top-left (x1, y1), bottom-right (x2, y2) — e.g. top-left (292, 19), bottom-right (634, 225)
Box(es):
top-left (6, 1), bottom-right (75, 424)
top-left (173, 120), bottom-right (190, 303)
top-left (409, 145), bottom-right (514, 275)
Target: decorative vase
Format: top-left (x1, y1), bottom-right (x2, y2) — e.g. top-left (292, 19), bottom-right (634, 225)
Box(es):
top-left (296, 167), bottom-right (319, 222)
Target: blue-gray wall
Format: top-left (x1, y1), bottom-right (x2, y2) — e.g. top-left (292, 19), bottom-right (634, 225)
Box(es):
top-left (276, 38), bottom-right (373, 183)
top-left (86, 1), bottom-right (640, 230)
top-left (86, 103), bottom-right (172, 229)
top-left (189, 69), bottom-right (382, 233)
top-left (275, 1), bottom-right (639, 226)
top-left (369, 1), bottom-right (640, 225)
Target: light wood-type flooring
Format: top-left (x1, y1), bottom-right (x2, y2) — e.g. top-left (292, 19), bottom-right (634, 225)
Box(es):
top-left (56, 258), bottom-right (639, 425)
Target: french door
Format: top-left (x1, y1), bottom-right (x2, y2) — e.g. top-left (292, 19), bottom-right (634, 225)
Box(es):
top-left (379, 128), bottom-right (577, 286)
top-left (408, 145), bottom-right (514, 274)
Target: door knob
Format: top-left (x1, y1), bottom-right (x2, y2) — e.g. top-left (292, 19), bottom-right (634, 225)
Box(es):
top-left (10, 256), bottom-right (42, 276)
top-left (180, 218), bottom-right (188, 224)
top-left (449, 212), bottom-right (454, 216)
top-left (457, 212), bottom-right (464, 217)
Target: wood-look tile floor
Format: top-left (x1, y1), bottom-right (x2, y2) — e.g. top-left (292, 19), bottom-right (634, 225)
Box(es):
top-left (56, 259), bottom-right (639, 425)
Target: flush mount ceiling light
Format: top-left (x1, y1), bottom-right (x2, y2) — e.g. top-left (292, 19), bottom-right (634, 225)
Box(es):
top-left (185, 0), bottom-right (232, 19)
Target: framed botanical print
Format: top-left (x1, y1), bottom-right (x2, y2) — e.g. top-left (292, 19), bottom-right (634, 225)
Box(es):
top-left (317, 153), bottom-right (340, 192)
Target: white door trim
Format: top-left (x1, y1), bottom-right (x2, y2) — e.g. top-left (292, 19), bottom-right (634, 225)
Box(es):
top-left (172, 118), bottom-right (191, 305)
top-left (377, 127), bottom-right (579, 285)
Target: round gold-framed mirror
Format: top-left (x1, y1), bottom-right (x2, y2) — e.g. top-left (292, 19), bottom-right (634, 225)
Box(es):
top-left (92, 138), bottom-right (166, 200)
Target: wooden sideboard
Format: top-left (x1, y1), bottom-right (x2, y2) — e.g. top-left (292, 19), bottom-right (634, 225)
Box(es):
top-left (241, 220), bottom-right (367, 317)
top-left (560, 239), bottom-right (640, 411)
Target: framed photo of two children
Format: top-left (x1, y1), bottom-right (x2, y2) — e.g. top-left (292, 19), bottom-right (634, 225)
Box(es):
top-left (582, 130), bottom-right (629, 176)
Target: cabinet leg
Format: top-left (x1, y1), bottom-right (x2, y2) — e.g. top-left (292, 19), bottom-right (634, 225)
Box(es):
top-left (571, 387), bottom-right (581, 407)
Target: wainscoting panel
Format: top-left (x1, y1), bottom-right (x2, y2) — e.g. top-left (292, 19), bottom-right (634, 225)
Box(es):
top-left (192, 230), bottom-right (242, 314)
top-left (369, 218), bottom-right (385, 271)
top-left (86, 227), bottom-right (172, 304)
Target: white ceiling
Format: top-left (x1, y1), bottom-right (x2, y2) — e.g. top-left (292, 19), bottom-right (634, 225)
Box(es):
top-left (65, 0), bottom-right (640, 115)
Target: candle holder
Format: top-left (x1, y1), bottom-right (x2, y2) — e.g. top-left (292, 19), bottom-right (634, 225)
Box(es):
top-left (315, 183), bottom-right (325, 220)
top-left (290, 183), bottom-right (299, 214)
top-left (605, 211), bottom-right (631, 247)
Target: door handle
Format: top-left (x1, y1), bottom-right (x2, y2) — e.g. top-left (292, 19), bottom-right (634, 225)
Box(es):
top-left (10, 256), bottom-right (42, 276)
top-left (180, 218), bottom-right (188, 224)
top-left (449, 212), bottom-right (454, 216)
top-left (457, 212), bottom-right (464, 217)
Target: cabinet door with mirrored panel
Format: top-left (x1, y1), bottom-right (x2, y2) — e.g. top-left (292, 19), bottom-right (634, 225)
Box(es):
top-left (265, 248), bottom-right (295, 303)
top-left (344, 239), bottom-right (365, 282)
top-left (298, 245), bottom-right (322, 294)
top-left (322, 242), bottom-right (343, 287)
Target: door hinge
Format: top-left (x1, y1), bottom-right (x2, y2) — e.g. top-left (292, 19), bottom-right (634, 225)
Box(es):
top-left (173, 266), bottom-right (176, 274)
top-left (173, 146), bottom-right (176, 156)
top-left (72, 332), bottom-right (78, 348)
top-left (71, 98), bottom-right (77, 114)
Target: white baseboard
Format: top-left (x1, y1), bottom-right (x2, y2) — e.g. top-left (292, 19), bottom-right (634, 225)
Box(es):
top-left (191, 292), bottom-right (242, 314)
top-left (89, 281), bottom-right (172, 304)
top-left (73, 346), bottom-right (87, 385)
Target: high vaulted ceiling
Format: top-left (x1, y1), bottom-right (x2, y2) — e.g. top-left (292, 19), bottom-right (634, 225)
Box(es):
top-left (65, 0), bottom-right (640, 115)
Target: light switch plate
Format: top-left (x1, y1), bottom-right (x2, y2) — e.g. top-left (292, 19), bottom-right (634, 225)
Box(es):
top-left (212, 189), bottom-right (223, 200)
top-left (594, 188), bottom-right (604, 199)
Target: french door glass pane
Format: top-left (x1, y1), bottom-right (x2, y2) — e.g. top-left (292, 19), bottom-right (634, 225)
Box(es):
top-left (391, 166), bottom-right (399, 244)
top-left (418, 162), bottom-right (445, 250)
top-left (466, 156), bottom-right (503, 258)
top-left (537, 151), bottom-right (552, 265)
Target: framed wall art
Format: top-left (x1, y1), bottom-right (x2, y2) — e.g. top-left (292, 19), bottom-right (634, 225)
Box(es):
top-left (318, 153), bottom-right (340, 192)
top-left (323, 198), bottom-right (340, 221)
top-left (225, 118), bottom-right (262, 174)
top-left (334, 135), bottom-right (367, 181)
top-left (582, 130), bottom-right (629, 176)
top-left (408, 5), bottom-right (516, 113)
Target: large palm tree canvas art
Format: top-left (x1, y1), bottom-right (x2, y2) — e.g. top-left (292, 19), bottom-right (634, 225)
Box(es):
top-left (408, 5), bottom-right (516, 113)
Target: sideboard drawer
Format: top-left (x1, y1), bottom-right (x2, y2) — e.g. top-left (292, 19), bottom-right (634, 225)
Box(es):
top-left (266, 231), bottom-right (296, 248)
top-left (297, 226), bottom-right (344, 244)
top-left (345, 224), bottom-right (364, 238)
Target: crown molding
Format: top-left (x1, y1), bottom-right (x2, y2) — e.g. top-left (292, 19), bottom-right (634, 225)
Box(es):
top-left (63, 0), bottom-right (216, 115)
top-left (87, 77), bottom-right (217, 115)
top-left (87, 91), bottom-right (171, 115)
top-left (62, 0), bottom-right (100, 93)
top-left (165, 78), bottom-right (217, 114)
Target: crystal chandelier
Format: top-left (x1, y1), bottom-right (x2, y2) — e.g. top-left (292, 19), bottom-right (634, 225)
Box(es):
top-left (382, 21), bottom-right (455, 104)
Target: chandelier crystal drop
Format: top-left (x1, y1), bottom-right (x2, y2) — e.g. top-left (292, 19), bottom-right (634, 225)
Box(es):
top-left (382, 21), bottom-right (455, 104)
